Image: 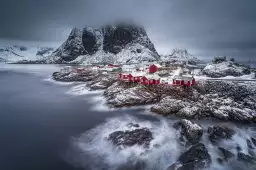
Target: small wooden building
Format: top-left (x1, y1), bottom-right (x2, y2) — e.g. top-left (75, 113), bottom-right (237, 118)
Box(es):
top-left (141, 74), bottom-right (161, 85)
top-left (149, 64), bottom-right (162, 73)
top-left (172, 75), bottom-right (195, 87)
top-left (131, 72), bottom-right (145, 82)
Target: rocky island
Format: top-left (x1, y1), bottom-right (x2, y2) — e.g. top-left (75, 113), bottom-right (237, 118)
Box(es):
top-left (48, 23), bottom-right (256, 170)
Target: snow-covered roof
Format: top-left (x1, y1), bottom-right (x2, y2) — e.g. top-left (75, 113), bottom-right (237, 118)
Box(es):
top-left (153, 63), bottom-right (162, 68)
top-left (145, 74), bottom-right (161, 80)
top-left (131, 71), bottom-right (146, 77)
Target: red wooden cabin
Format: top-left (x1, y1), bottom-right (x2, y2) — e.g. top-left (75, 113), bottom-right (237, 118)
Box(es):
top-left (140, 75), bottom-right (160, 85)
top-left (149, 64), bottom-right (162, 73)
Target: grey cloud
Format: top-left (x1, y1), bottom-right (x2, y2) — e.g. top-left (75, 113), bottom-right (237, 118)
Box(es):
top-left (0, 0), bottom-right (255, 61)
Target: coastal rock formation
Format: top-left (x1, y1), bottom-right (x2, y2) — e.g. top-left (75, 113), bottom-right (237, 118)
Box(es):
top-left (173, 119), bottom-right (203, 144)
top-left (203, 61), bottom-right (251, 78)
top-left (107, 128), bottom-right (153, 148)
top-left (104, 82), bottom-right (157, 107)
top-left (208, 126), bottom-right (235, 145)
top-left (52, 70), bottom-right (99, 82)
top-left (167, 143), bottom-right (211, 170)
top-left (151, 80), bottom-right (256, 123)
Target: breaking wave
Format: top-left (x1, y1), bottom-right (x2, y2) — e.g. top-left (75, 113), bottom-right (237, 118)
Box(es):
top-left (67, 115), bottom-right (181, 170)
top-left (65, 115), bottom-right (256, 170)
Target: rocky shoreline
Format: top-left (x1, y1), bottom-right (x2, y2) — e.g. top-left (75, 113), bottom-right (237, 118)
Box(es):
top-left (52, 70), bottom-right (256, 169)
top-left (105, 119), bottom-right (256, 170)
top-left (52, 70), bottom-right (256, 123)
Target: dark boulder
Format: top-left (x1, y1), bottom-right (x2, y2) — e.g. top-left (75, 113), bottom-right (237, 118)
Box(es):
top-left (173, 119), bottom-right (203, 145)
top-left (107, 128), bottom-right (153, 148)
top-left (247, 139), bottom-right (255, 149)
top-left (237, 152), bottom-right (256, 165)
top-left (208, 126), bottom-right (235, 144)
top-left (251, 137), bottom-right (256, 147)
top-left (218, 147), bottom-right (235, 160)
top-left (167, 143), bottom-right (211, 170)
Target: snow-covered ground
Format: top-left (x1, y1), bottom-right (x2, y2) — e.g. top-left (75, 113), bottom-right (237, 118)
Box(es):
top-left (195, 73), bottom-right (255, 80)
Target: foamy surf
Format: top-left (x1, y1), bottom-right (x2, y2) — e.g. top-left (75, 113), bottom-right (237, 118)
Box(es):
top-left (67, 115), bottom-right (182, 170)
top-left (66, 115), bottom-right (256, 170)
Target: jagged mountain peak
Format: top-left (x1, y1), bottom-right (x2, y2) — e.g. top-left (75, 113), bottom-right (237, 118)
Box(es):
top-left (50, 23), bottom-right (159, 64)
top-left (161, 49), bottom-right (201, 65)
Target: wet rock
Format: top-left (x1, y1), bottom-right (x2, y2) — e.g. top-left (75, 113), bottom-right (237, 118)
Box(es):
top-left (208, 126), bottom-right (235, 144)
top-left (52, 71), bottom-right (99, 82)
top-left (218, 147), bottom-right (235, 160)
top-left (127, 123), bottom-right (140, 128)
top-left (166, 162), bottom-right (182, 170)
top-left (237, 152), bottom-right (256, 165)
top-left (176, 143), bottom-right (211, 170)
top-left (107, 128), bottom-right (153, 148)
top-left (247, 139), bottom-right (255, 149)
top-left (173, 119), bottom-right (203, 144)
top-left (251, 137), bottom-right (256, 147)
top-left (236, 145), bottom-right (242, 152)
top-left (217, 158), bottom-right (224, 165)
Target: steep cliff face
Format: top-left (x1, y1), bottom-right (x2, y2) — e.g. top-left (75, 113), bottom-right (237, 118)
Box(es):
top-left (51, 28), bottom-right (86, 62)
top-left (50, 24), bottom-right (159, 64)
top-left (103, 24), bottom-right (157, 55)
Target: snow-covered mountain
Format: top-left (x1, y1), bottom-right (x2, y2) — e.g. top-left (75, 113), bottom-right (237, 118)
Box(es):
top-left (50, 24), bottom-right (160, 64)
top-left (0, 40), bottom-right (57, 63)
top-left (160, 49), bottom-right (202, 65)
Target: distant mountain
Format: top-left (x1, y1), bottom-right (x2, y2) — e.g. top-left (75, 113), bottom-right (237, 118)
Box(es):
top-left (0, 43), bottom-right (56, 63)
top-left (50, 23), bottom-right (160, 64)
top-left (160, 49), bottom-right (202, 65)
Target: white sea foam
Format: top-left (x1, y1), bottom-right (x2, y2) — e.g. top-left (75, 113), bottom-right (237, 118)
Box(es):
top-left (68, 115), bottom-right (182, 170)
top-left (67, 114), bottom-right (256, 170)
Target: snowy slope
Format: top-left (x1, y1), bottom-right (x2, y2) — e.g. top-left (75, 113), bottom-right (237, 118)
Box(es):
top-left (202, 61), bottom-right (252, 78)
top-left (160, 49), bottom-right (202, 65)
top-left (0, 40), bottom-right (58, 63)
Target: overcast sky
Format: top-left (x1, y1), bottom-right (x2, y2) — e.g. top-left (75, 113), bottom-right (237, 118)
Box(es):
top-left (0, 0), bottom-right (255, 62)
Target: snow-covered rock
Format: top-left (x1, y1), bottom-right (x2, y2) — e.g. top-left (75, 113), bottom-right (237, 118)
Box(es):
top-left (104, 83), bottom-right (157, 107)
top-left (50, 24), bottom-right (159, 64)
top-left (160, 49), bottom-right (202, 65)
top-left (151, 80), bottom-right (256, 123)
top-left (107, 127), bottom-right (153, 148)
top-left (203, 61), bottom-right (251, 78)
top-left (173, 119), bottom-right (203, 144)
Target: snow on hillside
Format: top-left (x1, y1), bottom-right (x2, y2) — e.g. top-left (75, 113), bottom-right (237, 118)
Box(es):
top-left (0, 39), bottom-right (59, 63)
top-left (202, 61), bottom-right (252, 78)
top-left (160, 49), bottom-right (202, 65)
top-left (72, 43), bottom-right (158, 65)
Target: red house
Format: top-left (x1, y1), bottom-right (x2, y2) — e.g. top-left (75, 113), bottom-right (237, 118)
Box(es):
top-left (119, 72), bottom-right (133, 82)
top-left (140, 74), bottom-right (161, 85)
top-left (149, 64), bottom-right (162, 73)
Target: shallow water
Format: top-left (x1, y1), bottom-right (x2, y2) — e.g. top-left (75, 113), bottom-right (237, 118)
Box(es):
top-left (0, 64), bottom-right (255, 170)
